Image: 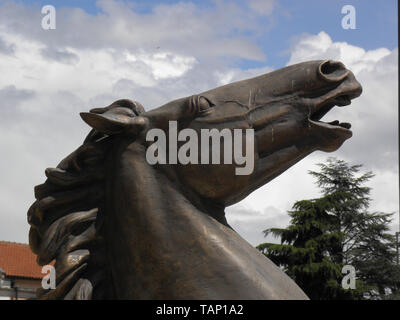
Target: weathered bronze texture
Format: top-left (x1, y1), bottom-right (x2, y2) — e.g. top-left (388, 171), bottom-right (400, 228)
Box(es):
top-left (28, 60), bottom-right (362, 299)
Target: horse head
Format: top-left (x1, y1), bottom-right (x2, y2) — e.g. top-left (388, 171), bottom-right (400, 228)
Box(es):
top-left (81, 59), bottom-right (361, 207)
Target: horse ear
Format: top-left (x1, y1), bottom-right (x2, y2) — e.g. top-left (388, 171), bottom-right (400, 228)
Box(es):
top-left (80, 112), bottom-right (148, 135)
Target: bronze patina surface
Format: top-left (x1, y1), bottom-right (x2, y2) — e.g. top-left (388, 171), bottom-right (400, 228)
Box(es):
top-left (28, 60), bottom-right (362, 299)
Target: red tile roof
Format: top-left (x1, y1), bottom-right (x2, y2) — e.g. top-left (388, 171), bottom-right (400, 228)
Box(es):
top-left (0, 241), bottom-right (43, 279)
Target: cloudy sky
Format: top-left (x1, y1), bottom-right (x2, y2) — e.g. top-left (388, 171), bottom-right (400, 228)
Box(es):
top-left (0, 0), bottom-right (398, 246)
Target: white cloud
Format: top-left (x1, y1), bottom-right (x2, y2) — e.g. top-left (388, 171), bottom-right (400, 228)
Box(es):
top-left (248, 0), bottom-right (276, 16)
top-left (0, 0), bottom-right (265, 61)
top-left (0, 35), bottom-right (15, 55)
top-left (228, 205), bottom-right (290, 246)
top-left (135, 52), bottom-right (197, 80)
top-left (288, 31), bottom-right (392, 74)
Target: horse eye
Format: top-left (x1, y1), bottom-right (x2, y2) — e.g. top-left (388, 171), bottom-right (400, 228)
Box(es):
top-left (198, 96), bottom-right (212, 112)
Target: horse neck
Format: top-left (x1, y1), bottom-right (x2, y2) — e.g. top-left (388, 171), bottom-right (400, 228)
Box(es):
top-left (103, 140), bottom-right (228, 296)
top-left (102, 139), bottom-right (306, 299)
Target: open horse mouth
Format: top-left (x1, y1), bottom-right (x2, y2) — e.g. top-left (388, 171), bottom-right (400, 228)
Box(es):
top-left (309, 93), bottom-right (355, 138)
top-left (308, 61), bottom-right (362, 140)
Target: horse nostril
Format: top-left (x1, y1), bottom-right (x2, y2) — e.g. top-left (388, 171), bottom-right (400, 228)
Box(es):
top-left (318, 60), bottom-right (350, 82)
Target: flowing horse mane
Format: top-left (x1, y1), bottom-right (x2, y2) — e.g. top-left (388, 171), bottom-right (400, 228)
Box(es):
top-left (27, 99), bottom-right (144, 300)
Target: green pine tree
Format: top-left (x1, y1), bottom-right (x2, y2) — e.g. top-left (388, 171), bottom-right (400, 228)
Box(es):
top-left (257, 157), bottom-right (400, 299)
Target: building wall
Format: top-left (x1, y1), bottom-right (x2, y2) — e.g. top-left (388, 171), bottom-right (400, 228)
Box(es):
top-left (0, 277), bottom-right (41, 300)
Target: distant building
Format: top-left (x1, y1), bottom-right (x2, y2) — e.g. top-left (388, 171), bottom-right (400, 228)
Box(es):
top-left (0, 241), bottom-right (43, 300)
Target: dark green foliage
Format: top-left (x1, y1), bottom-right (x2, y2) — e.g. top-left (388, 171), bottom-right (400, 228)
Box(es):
top-left (257, 157), bottom-right (400, 299)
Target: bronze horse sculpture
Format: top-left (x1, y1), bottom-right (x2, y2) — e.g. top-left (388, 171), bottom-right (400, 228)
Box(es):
top-left (27, 60), bottom-right (362, 299)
